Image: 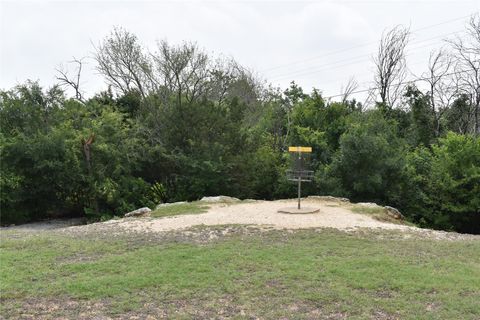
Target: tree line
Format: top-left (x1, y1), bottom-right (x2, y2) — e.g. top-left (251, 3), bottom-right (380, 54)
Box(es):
top-left (1, 16), bottom-right (479, 233)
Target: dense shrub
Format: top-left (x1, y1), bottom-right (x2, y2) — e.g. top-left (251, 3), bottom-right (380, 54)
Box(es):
top-left (401, 133), bottom-right (480, 233)
top-left (319, 111), bottom-right (406, 204)
top-left (1, 80), bottom-right (479, 234)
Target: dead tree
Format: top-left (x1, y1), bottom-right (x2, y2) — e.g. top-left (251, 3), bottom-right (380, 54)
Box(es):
top-left (447, 14), bottom-right (480, 135)
top-left (362, 88), bottom-right (377, 111)
top-left (340, 76), bottom-right (359, 104)
top-left (421, 48), bottom-right (456, 137)
top-left (55, 57), bottom-right (85, 103)
top-left (374, 26), bottom-right (410, 108)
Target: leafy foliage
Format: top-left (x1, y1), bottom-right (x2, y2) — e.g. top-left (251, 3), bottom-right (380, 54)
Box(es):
top-left (319, 111), bottom-right (406, 204)
top-left (1, 31), bottom-right (479, 233)
top-left (402, 133), bottom-right (480, 233)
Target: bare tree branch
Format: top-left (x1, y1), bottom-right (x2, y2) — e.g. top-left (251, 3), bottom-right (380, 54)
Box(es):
top-left (446, 14), bottom-right (480, 135)
top-left (373, 25), bottom-right (410, 108)
top-left (417, 48), bottom-right (456, 136)
top-left (94, 27), bottom-right (153, 98)
top-left (92, 27), bottom-right (265, 118)
top-left (340, 76), bottom-right (359, 104)
top-left (55, 57), bottom-right (85, 103)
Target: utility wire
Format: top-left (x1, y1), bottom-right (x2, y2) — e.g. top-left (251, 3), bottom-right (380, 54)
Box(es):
top-left (260, 12), bottom-right (476, 73)
top-left (325, 58), bottom-right (430, 92)
top-left (267, 30), bottom-right (464, 80)
top-left (323, 69), bottom-right (470, 100)
top-left (268, 31), bottom-right (464, 81)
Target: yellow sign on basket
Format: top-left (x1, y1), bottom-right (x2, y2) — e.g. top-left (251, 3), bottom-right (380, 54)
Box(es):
top-left (288, 146), bottom-right (312, 153)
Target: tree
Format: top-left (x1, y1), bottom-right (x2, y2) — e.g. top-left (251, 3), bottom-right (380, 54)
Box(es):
top-left (94, 27), bottom-right (153, 98)
top-left (373, 26), bottom-right (410, 109)
top-left (404, 86), bottom-right (435, 146)
top-left (55, 57), bottom-right (86, 103)
top-left (0, 82), bottom-right (64, 136)
top-left (445, 94), bottom-right (474, 134)
top-left (95, 28), bottom-right (262, 108)
top-left (340, 76), bottom-right (359, 105)
top-left (447, 14), bottom-right (480, 135)
top-left (281, 81), bottom-right (308, 150)
top-left (322, 111), bottom-right (406, 203)
top-left (153, 40), bottom-right (211, 106)
top-left (402, 133), bottom-right (480, 233)
top-left (420, 48), bottom-right (455, 137)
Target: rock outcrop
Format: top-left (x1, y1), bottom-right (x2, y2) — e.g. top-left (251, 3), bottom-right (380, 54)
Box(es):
top-left (200, 196), bottom-right (240, 203)
top-left (124, 207), bottom-right (151, 218)
top-left (307, 196), bottom-right (350, 202)
top-left (356, 202), bottom-right (379, 207)
top-left (385, 206), bottom-right (405, 220)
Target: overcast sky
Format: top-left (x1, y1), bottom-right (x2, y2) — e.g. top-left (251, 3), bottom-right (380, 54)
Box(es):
top-left (1, 0), bottom-right (478, 102)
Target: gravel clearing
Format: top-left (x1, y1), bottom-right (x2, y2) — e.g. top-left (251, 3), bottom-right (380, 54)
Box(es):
top-left (4, 198), bottom-right (478, 241)
top-left (107, 198), bottom-right (410, 232)
top-left (61, 198), bottom-right (479, 240)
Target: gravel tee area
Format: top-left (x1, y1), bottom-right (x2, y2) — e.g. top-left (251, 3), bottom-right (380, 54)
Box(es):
top-left (104, 198), bottom-right (410, 233)
top-left (4, 198), bottom-right (479, 241)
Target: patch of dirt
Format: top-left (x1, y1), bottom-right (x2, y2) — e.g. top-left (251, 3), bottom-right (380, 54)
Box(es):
top-left (3, 199), bottom-right (478, 242)
top-left (0, 295), bottom-right (328, 320)
top-left (1, 218), bottom-right (84, 232)
top-left (62, 198), bottom-right (480, 241)
top-left (75, 199), bottom-right (409, 232)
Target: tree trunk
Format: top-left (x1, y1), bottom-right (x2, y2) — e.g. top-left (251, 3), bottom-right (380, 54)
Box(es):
top-left (82, 134), bottom-right (99, 215)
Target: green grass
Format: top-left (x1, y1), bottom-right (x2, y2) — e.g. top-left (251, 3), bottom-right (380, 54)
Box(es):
top-left (1, 227), bottom-right (479, 319)
top-left (350, 205), bottom-right (387, 215)
top-left (350, 204), bottom-right (414, 225)
top-left (150, 201), bottom-right (209, 218)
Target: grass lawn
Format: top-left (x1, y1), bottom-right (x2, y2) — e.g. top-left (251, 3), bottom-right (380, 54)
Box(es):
top-left (151, 201), bottom-right (209, 218)
top-left (1, 226), bottom-right (479, 319)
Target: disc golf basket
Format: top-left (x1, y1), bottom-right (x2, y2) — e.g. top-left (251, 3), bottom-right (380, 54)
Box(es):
top-left (286, 146), bottom-right (314, 210)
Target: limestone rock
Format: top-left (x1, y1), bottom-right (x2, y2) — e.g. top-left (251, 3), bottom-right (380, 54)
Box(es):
top-left (124, 207), bottom-right (151, 218)
top-left (356, 202), bottom-right (379, 208)
top-left (307, 195), bottom-right (350, 202)
top-left (200, 196), bottom-right (240, 203)
top-left (385, 206), bottom-right (405, 220)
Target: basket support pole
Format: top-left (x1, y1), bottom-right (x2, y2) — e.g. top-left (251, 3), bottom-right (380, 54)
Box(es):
top-left (297, 176), bottom-right (301, 209)
top-left (297, 151), bottom-right (301, 209)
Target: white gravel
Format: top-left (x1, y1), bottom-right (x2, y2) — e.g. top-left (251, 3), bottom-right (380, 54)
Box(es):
top-left (6, 199), bottom-right (478, 241)
top-left (104, 198), bottom-right (413, 233)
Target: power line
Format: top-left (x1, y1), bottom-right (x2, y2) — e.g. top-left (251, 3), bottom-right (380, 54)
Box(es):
top-left (267, 30), bottom-right (464, 80)
top-left (323, 69), bottom-right (470, 100)
top-left (267, 30), bottom-right (464, 81)
top-left (260, 12), bottom-right (476, 73)
top-left (323, 58), bottom-right (431, 92)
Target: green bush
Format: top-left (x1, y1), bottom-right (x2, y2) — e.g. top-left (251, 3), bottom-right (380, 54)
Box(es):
top-left (1, 79), bottom-right (479, 234)
top-left (320, 111), bottom-right (406, 204)
top-left (402, 133), bottom-right (480, 233)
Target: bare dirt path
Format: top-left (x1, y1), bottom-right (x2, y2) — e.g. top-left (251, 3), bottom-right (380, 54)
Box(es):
top-left (2, 218), bottom-right (84, 232)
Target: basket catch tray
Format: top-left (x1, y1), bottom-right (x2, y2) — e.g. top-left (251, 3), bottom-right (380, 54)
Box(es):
top-left (286, 170), bottom-right (314, 182)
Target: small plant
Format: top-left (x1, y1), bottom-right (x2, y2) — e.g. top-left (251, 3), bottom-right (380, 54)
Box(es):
top-left (149, 182), bottom-right (167, 205)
